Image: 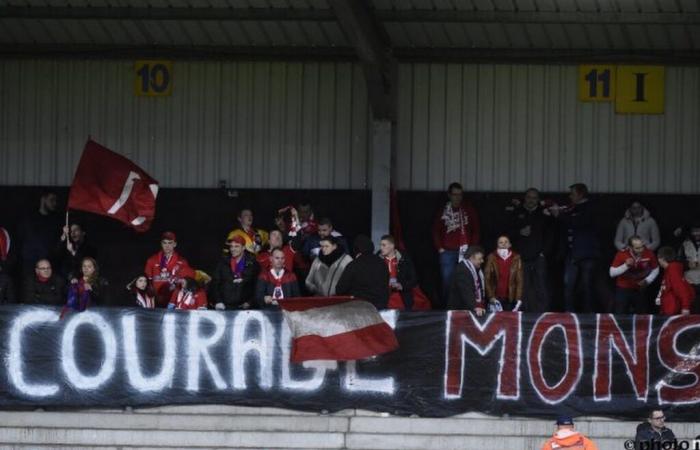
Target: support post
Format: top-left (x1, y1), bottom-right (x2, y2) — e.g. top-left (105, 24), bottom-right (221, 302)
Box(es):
top-left (370, 119), bottom-right (392, 245)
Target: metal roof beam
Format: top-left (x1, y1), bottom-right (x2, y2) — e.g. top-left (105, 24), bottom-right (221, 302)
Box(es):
top-left (2, 44), bottom-right (698, 65)
top-left (328, 0), bottom-right (395, 120)
top-left (393, 48), bottom-right (700, 64)
top-left (0, 6), bottom-right (336, 21)
top-left (0, 44), bottom-right (357, 60)
top-left (376, 10), bottom-right (700, 25)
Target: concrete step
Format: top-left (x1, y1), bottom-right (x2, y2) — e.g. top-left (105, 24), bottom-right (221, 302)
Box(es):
top-left (0, 428), bottom-right (345, 449)
top-left (0, 408), bottom-right (697, 450)
top-left (0, 411), bottom-right (349, 433)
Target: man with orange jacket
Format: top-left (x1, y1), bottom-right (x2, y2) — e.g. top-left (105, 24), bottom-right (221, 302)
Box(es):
top-left (541, 416), bottom-right (598, 450)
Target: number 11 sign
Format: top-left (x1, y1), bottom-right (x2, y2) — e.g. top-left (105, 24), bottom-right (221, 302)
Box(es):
top-left (578, 65), bottom-right (616, 102)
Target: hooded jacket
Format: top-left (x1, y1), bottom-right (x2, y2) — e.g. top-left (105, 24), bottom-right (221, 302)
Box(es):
top-left (657, 261), bottom-right (695, 315)
top-left (634, 422), bottom-right (675, 450)
top-left (680, 238), bottom-right (700, 285)
top-left (541, 428), bottom-right (598, 450)
top-left (614, 207), bottom-right (660, 251)
top-left (305, 249), bottom-right (352, 297)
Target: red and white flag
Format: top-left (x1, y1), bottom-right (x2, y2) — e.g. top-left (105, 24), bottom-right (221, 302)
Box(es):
top-left (278, 296), bottom-right (399, 363)
top-left (68, 139), bottom-right (159, 232)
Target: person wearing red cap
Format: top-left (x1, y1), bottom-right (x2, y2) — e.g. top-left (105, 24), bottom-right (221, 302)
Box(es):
top-left (212, 234), bottom-right (259, 310)
top-left (144, 231), bottom-right (195, 308)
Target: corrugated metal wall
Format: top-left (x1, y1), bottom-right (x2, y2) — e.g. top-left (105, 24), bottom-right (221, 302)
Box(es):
top-left (396, 64), bottom-right (700, 193)
top-left (2, 60), bottom-right (700, 193)
top-left (0, 59), bottom-right (370, 189)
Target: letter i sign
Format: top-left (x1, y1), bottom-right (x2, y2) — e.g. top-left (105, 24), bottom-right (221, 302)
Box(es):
top-left (615, 65), bottom-right (665, 114)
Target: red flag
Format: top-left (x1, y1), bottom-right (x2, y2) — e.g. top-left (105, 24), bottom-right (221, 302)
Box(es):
top-left (68, 140), bottom-right (159, 232)
top-left (278, 296), bottom-right (399, 363)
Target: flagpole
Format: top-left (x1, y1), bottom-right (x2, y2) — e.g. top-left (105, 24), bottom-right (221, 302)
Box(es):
top-left (65, 211), bottom-right (70, 251)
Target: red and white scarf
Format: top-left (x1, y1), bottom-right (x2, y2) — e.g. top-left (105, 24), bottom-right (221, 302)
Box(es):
top-left (175, 289), bottom-right (196, 308)
top-left (135, 291), bottom-right (155, 309)
top-left (441, 203), bottom-right (468, 235)
top-left (270, 269), bottom-right (285, 300)
top-left (463, 259), bottom-right (485, 304)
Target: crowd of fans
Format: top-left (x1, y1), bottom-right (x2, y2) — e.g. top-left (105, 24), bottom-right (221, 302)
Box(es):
top-left (0, 182), bottom-right (698, 316)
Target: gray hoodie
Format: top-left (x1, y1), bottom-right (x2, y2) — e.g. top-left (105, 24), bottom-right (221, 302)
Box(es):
top-left (614, 207), bottom-right (660, 251)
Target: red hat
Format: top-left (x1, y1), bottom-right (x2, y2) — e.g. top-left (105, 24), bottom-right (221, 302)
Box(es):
top-left (227, 235), bottom-right (246, 246)
top-left (161, 231), bottom-right (177, 241)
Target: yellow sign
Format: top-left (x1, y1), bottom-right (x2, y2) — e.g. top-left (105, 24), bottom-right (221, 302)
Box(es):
top-left (615, 65), bottom-right (664, 114)
top-left (134, 60), bottom-right (172, 97)
top-left (578, 65), bottom-right (615, 102)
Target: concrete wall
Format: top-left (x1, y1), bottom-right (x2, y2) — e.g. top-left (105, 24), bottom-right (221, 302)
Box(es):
top-left (0, 406), bottom-right (698, 450)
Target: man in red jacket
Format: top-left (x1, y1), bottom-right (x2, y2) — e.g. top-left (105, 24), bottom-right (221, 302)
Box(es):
top-left (433, 182), bottom-right (480, 306)
top-left (656, 246), bottom-right (694, 316)
top-left (144, 231), bottom-right (195, 307)
top-left (609, 236), bottom-right (659, 314)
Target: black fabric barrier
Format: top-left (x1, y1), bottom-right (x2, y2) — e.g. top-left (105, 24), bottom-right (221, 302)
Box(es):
top-left (2, 306), bottom-right (700, 420)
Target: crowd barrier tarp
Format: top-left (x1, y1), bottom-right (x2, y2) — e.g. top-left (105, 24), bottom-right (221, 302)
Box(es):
top-left (1, 306), bottom-right (699, 420)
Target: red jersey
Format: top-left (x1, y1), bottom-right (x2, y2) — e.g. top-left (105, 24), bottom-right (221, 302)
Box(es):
top-left (658, 262), bottom-right (695, 315)
top-left (144, 251), bottom-right (195, 307)
top-left (610, 248), bottom-right (658, 290)
top-left (432, 201), bottom-right (480, 251)
top-left (169, 287), bottom-right (208, 310)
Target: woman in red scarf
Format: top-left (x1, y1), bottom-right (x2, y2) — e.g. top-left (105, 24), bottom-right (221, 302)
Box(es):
top-left (126, 274), bottom-right (156, 309)
top-left (483, 235), bottom-right (523, 312)
top-left (66, 257), bottom-right (109, 312)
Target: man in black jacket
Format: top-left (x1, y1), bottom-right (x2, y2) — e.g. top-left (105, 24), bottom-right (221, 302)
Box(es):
top-left (507, 188), bottom-right (554, 312)
top-left (551, 183), bottom-right (601, 313)
top-left (634, 410), bottom-right (675, 450)
top-left (53, 222), bottom-right (98, 279)
top-left (213, 235), bottom-right (259, 310)
top-left (22, 259), bottom-right (65, 305)
top-left (447, 246), bottom-right (486, 315)
top-left (335, 235), bottom-right (389, 309)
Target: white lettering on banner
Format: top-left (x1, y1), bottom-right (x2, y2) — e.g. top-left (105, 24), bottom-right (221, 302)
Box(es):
top-left (8, 309), bottom-right (61, 397)
top-left (187, 312), bottom-right (227, 391)
top-left (61, 312), bottom-right (117, 390)
top-left (280, 321), bottom-right (336, 391)
top-left (342, 310), bottom-right (397, 395)
top-left (122, 314), bottom-right (176, 392)
top-left (527, 314), bottom-right (584, 405)
top-left (231, 311), bottom-right (275, 390)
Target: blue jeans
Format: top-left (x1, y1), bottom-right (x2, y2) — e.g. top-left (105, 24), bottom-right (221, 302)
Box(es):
top-left (564, 257), bottom-right (597, 313)
top-left (440, 250), bottom-right (460, 303)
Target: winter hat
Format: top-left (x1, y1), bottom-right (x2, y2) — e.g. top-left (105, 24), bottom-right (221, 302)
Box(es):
top-left (161, 231), bottom-right (177, 241)
top-left (227, 234), bottom-right (246, 246)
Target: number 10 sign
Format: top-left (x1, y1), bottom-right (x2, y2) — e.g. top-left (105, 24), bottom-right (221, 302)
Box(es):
top-left (134, 60), bottom-right (172, 97)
